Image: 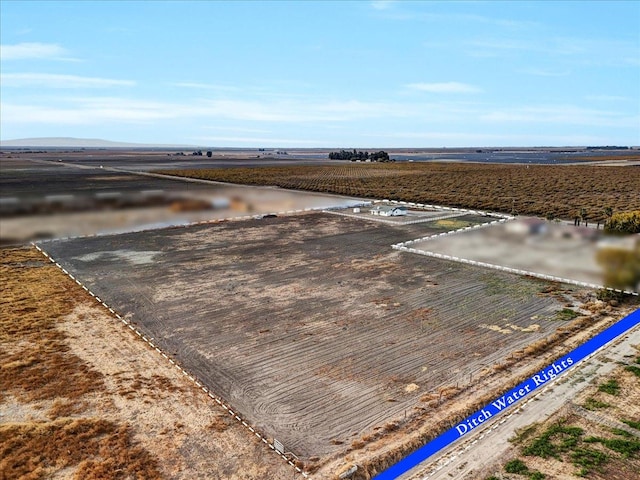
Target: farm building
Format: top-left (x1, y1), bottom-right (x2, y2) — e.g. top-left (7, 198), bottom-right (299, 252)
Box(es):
top-left (370, 205), bottom-right (408, 217)
top-left (505, 217), bottom-right (547, 236)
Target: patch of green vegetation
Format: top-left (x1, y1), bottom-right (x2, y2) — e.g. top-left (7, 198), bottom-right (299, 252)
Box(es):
top-left (583, 436), bottom-right (604, 443)
top-left (601, 438), bottom-right (640, 458)
top-left (505, 458), bottom-right (529, 474)
top-left (482, 273), bottom-right (512, 295)
top-left (598, 378), bottom-right (621, 395)
top-left (511, 424), bottom-right (540, 444)
top-left (523, 423), bottom-right (583, 459)
top-left (484, 476), bottom-right (499, 480)
top-left (432, 218), bottom-right (475, 230)
top-left (596, 288), bottom-right (626, 303)
top-left (577, 435), bottom-right (640, 460)
top-left (481, 272), bottom-right (541, 299)
top-left (622, 419), bottom-right (640, 430)
top-left (516, 418), bottom-right (640, 478)
top-left (583, 397), bottom-right (611, 410)
top-left (625, 365), bottom-right (640, 378)
top-left (611, 427), bottom-right (633, 438)
top-left (529, 471), bottom-right (545, 480)
top-left (554, 308), bottom-right (579, 321)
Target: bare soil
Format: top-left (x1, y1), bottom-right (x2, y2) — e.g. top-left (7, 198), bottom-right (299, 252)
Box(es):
top-left (0, 247), bottom-right (293, 480)
top-left (36, 212), bottom-right (615, 478)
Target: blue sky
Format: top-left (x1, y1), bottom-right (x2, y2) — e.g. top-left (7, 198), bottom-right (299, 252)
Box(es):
top-left (1, 0), bottom-right (639, 147)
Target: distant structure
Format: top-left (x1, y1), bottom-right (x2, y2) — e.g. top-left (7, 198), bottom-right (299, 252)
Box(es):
top-left (371, 205), bottom-right (408, 217)
top-left (505, 218), bottom-right (547, 236)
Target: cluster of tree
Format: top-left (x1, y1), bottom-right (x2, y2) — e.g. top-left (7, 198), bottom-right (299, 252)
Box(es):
top-left (187, 150), bottom-right (213, 157)
top-left (328, 149), bottom-right (393, 162)
top-left (586, 146), bottom-right (630, 150)
top-left (605, 211), bottom-right (640, 235)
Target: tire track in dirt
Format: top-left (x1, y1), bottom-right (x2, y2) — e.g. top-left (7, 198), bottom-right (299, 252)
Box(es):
top-left (31, 242), bottom-right (310, 478)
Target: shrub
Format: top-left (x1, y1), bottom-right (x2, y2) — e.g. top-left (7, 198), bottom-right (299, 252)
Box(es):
top-left (596, 288), bottom-right (626, 302)
top-left (554, 308), bottom-right (579, 321)
top-left (602, 438), bottom-right (640, 457)
top-left (571, 448), bottom-right (608, 475)
top-left (504, 458), bottom-right (529, 474)
top-left (583, 397), bottom-right (611, 410)
top-left (598, 379), bottom-right (620, 395)
top-left (611, 428), bottom-right (633, 438)
top-left (523, 424), bottom-right (583, 459)
top-left (625, 365), bottom-right (640, 378)
top-left (622, 419), bottom-right (640, 430)
top-left (605, 210), bottom-right (640, 234)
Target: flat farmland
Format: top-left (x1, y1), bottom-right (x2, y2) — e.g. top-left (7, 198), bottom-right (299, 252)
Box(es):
top-left (162, 162), bottom-right (640, 221)
top-left (41, 212), bottom-right (574, 463)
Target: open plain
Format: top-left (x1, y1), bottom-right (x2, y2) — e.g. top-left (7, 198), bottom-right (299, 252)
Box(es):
top-left (2, 149), bottom-right (638, 479)
top-left (40, 211), bottom-right (589, 462)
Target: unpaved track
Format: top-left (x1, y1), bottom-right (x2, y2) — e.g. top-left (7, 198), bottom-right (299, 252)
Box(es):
top-left (400, 317), bottom-right (640, 480)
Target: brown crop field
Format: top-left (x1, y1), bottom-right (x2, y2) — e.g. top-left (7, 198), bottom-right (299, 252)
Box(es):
top-left (35, 211), bottom-right (635, 478)
top-left (158, 163), bottom-right (640, 221)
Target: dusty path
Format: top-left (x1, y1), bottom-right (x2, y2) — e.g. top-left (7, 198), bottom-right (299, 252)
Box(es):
top-left (399, 316), bottom-right (640, 480)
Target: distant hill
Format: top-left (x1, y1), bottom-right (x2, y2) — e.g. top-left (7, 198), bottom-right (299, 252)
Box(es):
top-left (0, 137), bottom-right (193, 148)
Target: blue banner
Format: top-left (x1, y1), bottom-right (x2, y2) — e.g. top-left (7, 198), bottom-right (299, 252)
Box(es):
top-left (375, 307), bottom-right (640, 479)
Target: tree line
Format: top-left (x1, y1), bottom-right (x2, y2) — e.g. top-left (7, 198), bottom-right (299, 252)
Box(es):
top-left (328, 149), bottom-right (393, 162)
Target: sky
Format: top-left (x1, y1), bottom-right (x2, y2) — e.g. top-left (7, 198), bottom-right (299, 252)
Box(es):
top-left (1, 0), bottom-right (639, 148)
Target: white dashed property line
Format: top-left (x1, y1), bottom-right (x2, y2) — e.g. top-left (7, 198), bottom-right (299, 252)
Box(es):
top-left (391, 215), bottom-right (638, 297)
top-left (30, 242), bottom-right (309, 479)
top-left (323, 209), bottom-right (473, 226)
top-left (32, 204), bottom-right (340, 245)
top-left (394, 244), bottom-right (638, 297)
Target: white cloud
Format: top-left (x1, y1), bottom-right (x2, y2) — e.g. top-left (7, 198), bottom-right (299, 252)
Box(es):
top-left (1, 96), bottom-right (407, 127)
top-left (480, 105), bottom-right (638, 128)
top-left (371, 0), bottom-right (396, 10)
top-left (0, 42), bottom-right (76, 61)
top-left (467, 36), bottom-right (639, 66)
top-left (203, 126), bottom-right (272, 134)
top-left (585, 95), bottom-right (630, 102)
top-left (1, 73), bottom-right (135, 88)
top-left (406, 82), bottom-right (482, 94)
top-left (2, 98), bottom-right (175, 125)
top-left (193, 135), bottom-right (319, 146)
top-left (363, 131), bottom-right (615, 147)
top-left (171, 82), bottom-right (241, 91)
top-left (194, 98), bottom-right (412, 122)
top-left (518, 67), bottom-right (570, 77)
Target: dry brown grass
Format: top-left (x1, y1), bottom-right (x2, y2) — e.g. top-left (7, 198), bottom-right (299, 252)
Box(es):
top-left (206, 416), bottom-right (231, 433)
top-left (0, 248), bottom-right (103, 403)
top-left (0, 247), bottom-right (161, 480)
top-left (0, 419), bottom-right (161, 480)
